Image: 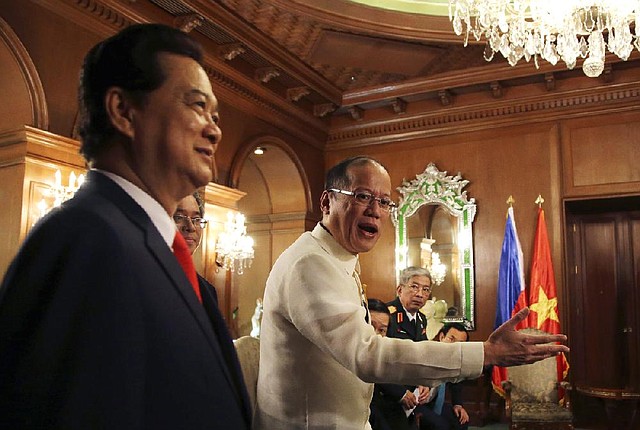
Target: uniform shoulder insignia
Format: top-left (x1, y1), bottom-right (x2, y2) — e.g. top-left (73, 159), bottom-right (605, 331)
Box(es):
top-left (387, 305), bottom-right (397, 314)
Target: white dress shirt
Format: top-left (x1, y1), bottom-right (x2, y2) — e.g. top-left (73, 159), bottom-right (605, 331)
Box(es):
top-left (255, 223), bottom-right (484, 430)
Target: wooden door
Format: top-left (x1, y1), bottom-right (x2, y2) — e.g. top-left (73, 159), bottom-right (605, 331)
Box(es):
top-left (566, 197), bottom-right (640, 391)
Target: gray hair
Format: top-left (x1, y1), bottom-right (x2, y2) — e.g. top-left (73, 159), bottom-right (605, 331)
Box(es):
top-left (399, 266), bottom-right (432, 285)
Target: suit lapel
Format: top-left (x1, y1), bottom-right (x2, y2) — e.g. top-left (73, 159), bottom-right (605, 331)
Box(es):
top-left (141, 205), bottom-right (249, 411)
top-left (83, 172), bottom-right (250, 423)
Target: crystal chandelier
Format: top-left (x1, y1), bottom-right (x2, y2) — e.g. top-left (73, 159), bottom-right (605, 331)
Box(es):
top-left (448, 1), bottom-right (640, 77)
top-left (429, 252), bottom-right (447, 287)
top-left (37, 169), bottom-right (85, 219)
top-left (215, 211), bottom-right (254, 275)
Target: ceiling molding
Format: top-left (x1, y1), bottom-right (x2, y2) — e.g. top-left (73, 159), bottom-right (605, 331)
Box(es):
top-left (341, 53), bottom-right (640, 107)
top-left (327, 83), bottom-right (640, 150)
top-left (182, 0), bottom-right (342, 103)
top-left (266, 0), bottom-right (462, 43)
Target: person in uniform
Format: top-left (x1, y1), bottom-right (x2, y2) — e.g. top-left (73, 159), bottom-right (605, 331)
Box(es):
top-left (374, 266), bottom-right (433, 428)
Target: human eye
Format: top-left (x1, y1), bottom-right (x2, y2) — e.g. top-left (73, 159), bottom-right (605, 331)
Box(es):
top-left (378, 197), bottom-right (393, 209)
top-left (354, 192), bottom-right (372, 203)
top-left (173, 214), bottom-right (186, 222)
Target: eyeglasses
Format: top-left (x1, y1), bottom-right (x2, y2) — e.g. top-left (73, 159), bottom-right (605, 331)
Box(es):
top-left (173, 214), bottom-right (208, 229)
top-left (404, 283), bottom-right (432, 294)
top-left (327, 189), bottom-right (397, 212)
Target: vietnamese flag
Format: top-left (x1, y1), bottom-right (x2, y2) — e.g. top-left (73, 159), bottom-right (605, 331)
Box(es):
top-left (527, 207), bottom-right (570, 401)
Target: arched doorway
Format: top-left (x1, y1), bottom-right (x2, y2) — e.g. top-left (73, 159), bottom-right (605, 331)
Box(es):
top-left (229, 136), bottom-right (313, 336)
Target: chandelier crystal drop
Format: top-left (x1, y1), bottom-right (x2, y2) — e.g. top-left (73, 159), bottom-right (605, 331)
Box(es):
top-left (429, 252), bottom-right (447, 287)
top-left (448, 0), bottom-right (640, 77)
top-left (215, 211), bottom-right (254, 275)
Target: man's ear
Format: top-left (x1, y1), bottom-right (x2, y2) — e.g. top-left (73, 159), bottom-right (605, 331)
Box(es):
top-left (320, 190), bottom-right (331, 215)
top-left (105, 87), bottom-right (135, 139)
top-left (395, 285), bottom-right (402, 297)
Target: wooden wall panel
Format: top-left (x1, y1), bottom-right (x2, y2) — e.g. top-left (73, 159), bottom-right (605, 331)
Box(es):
top-left (0, 1), bottom-right (101, 136)
top-left (561, 111), bottom-right (640, 197)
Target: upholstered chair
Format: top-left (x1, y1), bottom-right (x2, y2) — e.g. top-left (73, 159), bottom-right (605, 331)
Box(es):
top-left (502, 328), bottom-right (573, 430)
top-left (234, 335), bottom-right (260, 412)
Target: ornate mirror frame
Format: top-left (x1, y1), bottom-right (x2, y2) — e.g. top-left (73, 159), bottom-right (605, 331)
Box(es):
top-left (392, 163), bottom-right (477, 329)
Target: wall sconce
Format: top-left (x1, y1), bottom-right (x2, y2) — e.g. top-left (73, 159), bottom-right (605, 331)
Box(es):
top-left (37, 169), bottom-right (84, 219)
top-left (253, 146), bottom-right (266, 155)
top-left (215, 211), bottom-right (254, 275)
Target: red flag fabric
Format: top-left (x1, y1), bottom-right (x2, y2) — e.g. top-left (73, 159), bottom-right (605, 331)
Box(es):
top-left (527, 207), bottom-right (569, 401)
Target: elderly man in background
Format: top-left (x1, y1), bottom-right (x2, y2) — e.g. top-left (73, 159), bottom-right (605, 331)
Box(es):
top-left (255, 155), bottom-right (569, 430)
top-left (376, 266), bottom-right (433, 429)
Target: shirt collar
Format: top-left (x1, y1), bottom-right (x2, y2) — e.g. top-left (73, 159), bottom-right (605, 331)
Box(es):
top-left (93, 169), bottom-right (176, 249)
top-left (311, 223), bottom-right (359, 276)
top-left (403, 305), bottom-right (417, 321)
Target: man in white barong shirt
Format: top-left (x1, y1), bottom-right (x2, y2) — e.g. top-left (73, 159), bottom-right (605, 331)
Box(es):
top-left (255, 156), bottom-right (568, 430)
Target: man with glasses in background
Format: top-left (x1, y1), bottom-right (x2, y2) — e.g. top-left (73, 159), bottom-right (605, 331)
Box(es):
top-left (255, 155), bottom-right (569, 430)
top-left (375, 267), bottom-right (433, 429)
top-left (174, 192), bottom-right (218, 304)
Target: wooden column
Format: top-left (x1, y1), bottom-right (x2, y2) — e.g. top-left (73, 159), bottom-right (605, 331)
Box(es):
top-left (0, 126), bottom-right (86, 278)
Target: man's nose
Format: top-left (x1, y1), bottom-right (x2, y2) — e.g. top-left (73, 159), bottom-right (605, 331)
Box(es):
top-left (364, 200), bottom-right (382, 218)
top-left (182, 219), bottom-right (196, 232)
top-left (203, 116), bottom-right (222, 146)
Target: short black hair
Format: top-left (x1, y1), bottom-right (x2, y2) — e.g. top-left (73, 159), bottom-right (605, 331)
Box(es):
top-left (78, 23), bottom-right (204, 162)
top-left (324, 156), bottom-right (388, 191)
top-left (367, 298), bottom-right (390, 315)
top-left (436, 322), bottom-right (469, 340)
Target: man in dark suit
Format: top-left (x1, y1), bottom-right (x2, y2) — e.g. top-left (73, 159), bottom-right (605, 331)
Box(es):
top-left (0, 24), bottom-right (250, 429)
top-left (174, 191), bottom-right (219, 304)
top-left (418, 323), bottom-right (471, 430)
top-left (374, 266), bottom-right (432, 429)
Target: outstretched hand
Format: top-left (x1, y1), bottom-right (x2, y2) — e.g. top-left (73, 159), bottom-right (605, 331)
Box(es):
top-left (483, 307), bottom-right (569, 367)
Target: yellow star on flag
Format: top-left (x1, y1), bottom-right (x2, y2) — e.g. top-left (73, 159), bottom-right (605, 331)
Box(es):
top-left (529, 287), bottom-right (559, 329)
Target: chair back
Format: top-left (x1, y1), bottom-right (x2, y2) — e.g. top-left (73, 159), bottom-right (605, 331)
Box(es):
top-left (508, 327), bottom-right (559, 403)
top-left (234, 336), bottom-right (260, 412)
top-left (508, 355), bottom-right (559, 403)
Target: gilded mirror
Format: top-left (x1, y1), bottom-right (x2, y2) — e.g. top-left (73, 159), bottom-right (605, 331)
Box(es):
top-left (393, 163), bottom-right (476, 330)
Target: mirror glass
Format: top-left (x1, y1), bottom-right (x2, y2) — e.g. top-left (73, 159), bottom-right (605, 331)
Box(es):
top-left (393, 163), bottom-right (476, 330)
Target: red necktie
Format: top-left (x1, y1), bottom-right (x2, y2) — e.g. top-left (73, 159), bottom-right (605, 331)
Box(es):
top-left (172, 232), bottom-right (202, 303)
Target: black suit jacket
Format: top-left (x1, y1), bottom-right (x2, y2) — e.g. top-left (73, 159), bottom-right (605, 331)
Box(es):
top-left (198, 273), bottom-right (219, 305)
top-left (0, 171), bottom-right (251, 429)
top-left (371, 297), bottom-right (429, 428)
